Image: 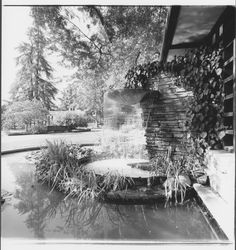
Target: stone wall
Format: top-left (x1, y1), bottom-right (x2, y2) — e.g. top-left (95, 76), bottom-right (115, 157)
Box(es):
top-left (205, 150), bottom-right (235, 203)
top-left (141, 75), bottom-right (193, 160)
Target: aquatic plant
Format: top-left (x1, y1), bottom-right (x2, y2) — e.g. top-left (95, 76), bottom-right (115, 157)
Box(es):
top-left (148, 146), bottom-right (199, 204)
top-left (31, 140), bottom-right (134, 202)
top-left (164, 159), bottom-right (191, 204)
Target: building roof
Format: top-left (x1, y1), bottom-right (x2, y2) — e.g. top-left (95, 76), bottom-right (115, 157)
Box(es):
top-left (160, 6), bottom-right (227, 62)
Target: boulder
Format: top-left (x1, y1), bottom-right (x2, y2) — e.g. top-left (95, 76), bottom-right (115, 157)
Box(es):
top-left (196, 174), bottom-right (208, 185)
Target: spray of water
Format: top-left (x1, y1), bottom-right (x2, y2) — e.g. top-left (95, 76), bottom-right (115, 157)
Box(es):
top-left (102, 89), bottom-right (150, 160)
top-left (86, 89), bottom-right (155, 179)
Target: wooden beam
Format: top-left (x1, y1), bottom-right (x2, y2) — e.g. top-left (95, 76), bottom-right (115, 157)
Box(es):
top-left (170, 41), bottom-right (202, 50)
top-left (160, 6), bottom-right (181, 63)
top-left (233, 38), bottom-right (236, 153)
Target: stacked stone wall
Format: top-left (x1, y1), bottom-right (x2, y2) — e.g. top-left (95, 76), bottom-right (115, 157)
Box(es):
top-left (141, 76), bottom-right (193, 159)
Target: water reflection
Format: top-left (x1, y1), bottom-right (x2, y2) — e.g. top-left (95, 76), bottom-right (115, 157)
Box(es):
top-left (2, 153), bottom-right (217, 241)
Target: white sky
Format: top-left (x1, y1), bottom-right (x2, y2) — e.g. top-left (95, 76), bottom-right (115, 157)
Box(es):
top-left (1, 6), bottom-right (79, 105)
top-left (2, 7), bottom-right (32, 103)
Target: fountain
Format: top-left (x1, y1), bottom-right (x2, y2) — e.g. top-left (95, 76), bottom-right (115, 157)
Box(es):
top-left (1, 91), bottom-right (225, 240)
top-left (85, 89), bottom-right (163, 198)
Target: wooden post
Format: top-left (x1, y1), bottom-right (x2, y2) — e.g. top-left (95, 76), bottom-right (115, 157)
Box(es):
top-left (233, 38), bottom-right (236, 153)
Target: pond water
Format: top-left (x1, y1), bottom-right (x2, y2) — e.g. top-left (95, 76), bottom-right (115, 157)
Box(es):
top-left (1, 152), bottom-right (218, 242)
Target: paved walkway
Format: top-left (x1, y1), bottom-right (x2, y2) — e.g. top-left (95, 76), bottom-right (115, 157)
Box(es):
top-left (1, 130), bottom-right (102, 153)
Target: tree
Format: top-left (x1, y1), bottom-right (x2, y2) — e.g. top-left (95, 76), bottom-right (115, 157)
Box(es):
top-left (58, 82), bottom-right (79, 111)
top-left (10, 14), bottom-right (58, 110)
top-left (1, 102), bottom-right (10, 129)
top-left (30, 6), bottom-right (167, 81)
top-left (30, 6), bottom-right (167, 120)
top-left (2, 100), bottom-right (49, 132)
top-left (58, 70), bottom-right (106, 125)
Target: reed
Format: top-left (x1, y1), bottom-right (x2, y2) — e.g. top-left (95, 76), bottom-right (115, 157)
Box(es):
top-left (31, 140), bottom-right (134, 203)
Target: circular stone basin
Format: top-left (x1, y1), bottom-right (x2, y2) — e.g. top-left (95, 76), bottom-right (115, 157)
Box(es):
top-left (85, 158), bottom-right (155, 178)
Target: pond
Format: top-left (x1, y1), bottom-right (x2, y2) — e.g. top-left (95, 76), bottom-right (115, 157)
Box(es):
top-left (1, 152), bottom-right (219, 242)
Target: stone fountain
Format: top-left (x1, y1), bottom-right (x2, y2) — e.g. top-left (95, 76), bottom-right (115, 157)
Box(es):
top-left (86, 89), bottom-right (160, 181)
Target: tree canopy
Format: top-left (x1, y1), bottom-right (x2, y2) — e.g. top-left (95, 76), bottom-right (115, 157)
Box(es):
top-left (11, 6), bottom-right (168, 115)
top-left (31, 6), bottom-right (167, 71)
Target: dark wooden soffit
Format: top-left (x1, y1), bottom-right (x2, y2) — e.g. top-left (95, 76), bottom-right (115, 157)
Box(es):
top-left (170, 41), bottom-right (202, 50)
top-left (160, 6), bottom-right (227, 62)
top-left (160, 6), bottom-right (181, 63)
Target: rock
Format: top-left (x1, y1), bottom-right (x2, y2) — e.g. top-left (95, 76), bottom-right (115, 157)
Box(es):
top-left (1, 197), bottom-right (5, 204)
top-left (197, 175), bottom-right (208, 185)
top-left (138, 187), bottom-right (147, 192)
top-left (105, 188), bottom-right (166, 202)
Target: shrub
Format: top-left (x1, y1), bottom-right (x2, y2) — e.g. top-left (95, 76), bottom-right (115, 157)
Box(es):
top-left (2, 100), bottom-right (49, 132)
top-left (27, 124), bottom-right (48, 134)
top-left (54, 112), bottom-right (88, 129)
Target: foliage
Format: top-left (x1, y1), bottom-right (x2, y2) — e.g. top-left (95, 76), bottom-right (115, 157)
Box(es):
top-left (31, 6), bottom-right (167, 69)
top-left (150, 135), bottom-right (208, 175)
top-left (164, 163), bottom-right (191, 204)
top-left (27, 124), bottom-right (48, 134)
top-left (10, 14), bottom-right (57, 110)
top-left (147, 134), bottom-right (209, 204)
top-left (125, 61), bottom-right (163, 89)
top-left (1, 103), bottom-right (8, 129)
top-left (125, 45), bottom-right (225, 148)
top-left (31, 140), bottom-right (134, 202)
top-left (2, 100), bottom-right (49, 132)
top-left (173, 46), bottom-right (225, 149)
top-left (58, 69), bottom-right (106, 125)
top-left (53, 111), bottom-right (88, 128)
top-left (29, 6), bottom-right (168, 115)
top-left (58, 82), bottom-right (79, 111)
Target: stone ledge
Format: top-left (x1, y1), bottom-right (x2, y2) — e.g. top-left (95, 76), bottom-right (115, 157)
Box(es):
top-left (193, 183), bottom-right (234, 241)
top-left (206, 150), bottom-right (235, 204)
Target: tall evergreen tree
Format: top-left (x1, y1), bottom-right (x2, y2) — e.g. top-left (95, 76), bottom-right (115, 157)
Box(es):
top-left (10, 14), bottom-right (57, 110)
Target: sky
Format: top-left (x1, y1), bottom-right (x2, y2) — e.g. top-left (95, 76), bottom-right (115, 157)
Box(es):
top-left (1, 6), bottom-right (79, 105)
top-left (2, 7), bottom-right (32, 103)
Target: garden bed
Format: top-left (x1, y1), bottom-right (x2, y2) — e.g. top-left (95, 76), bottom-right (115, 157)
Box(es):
top-left (27, 139), bottom-right (209, 206)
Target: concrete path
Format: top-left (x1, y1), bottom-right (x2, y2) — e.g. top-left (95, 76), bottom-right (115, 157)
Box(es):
top-left (1, 130), bottom-right (102, 153)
